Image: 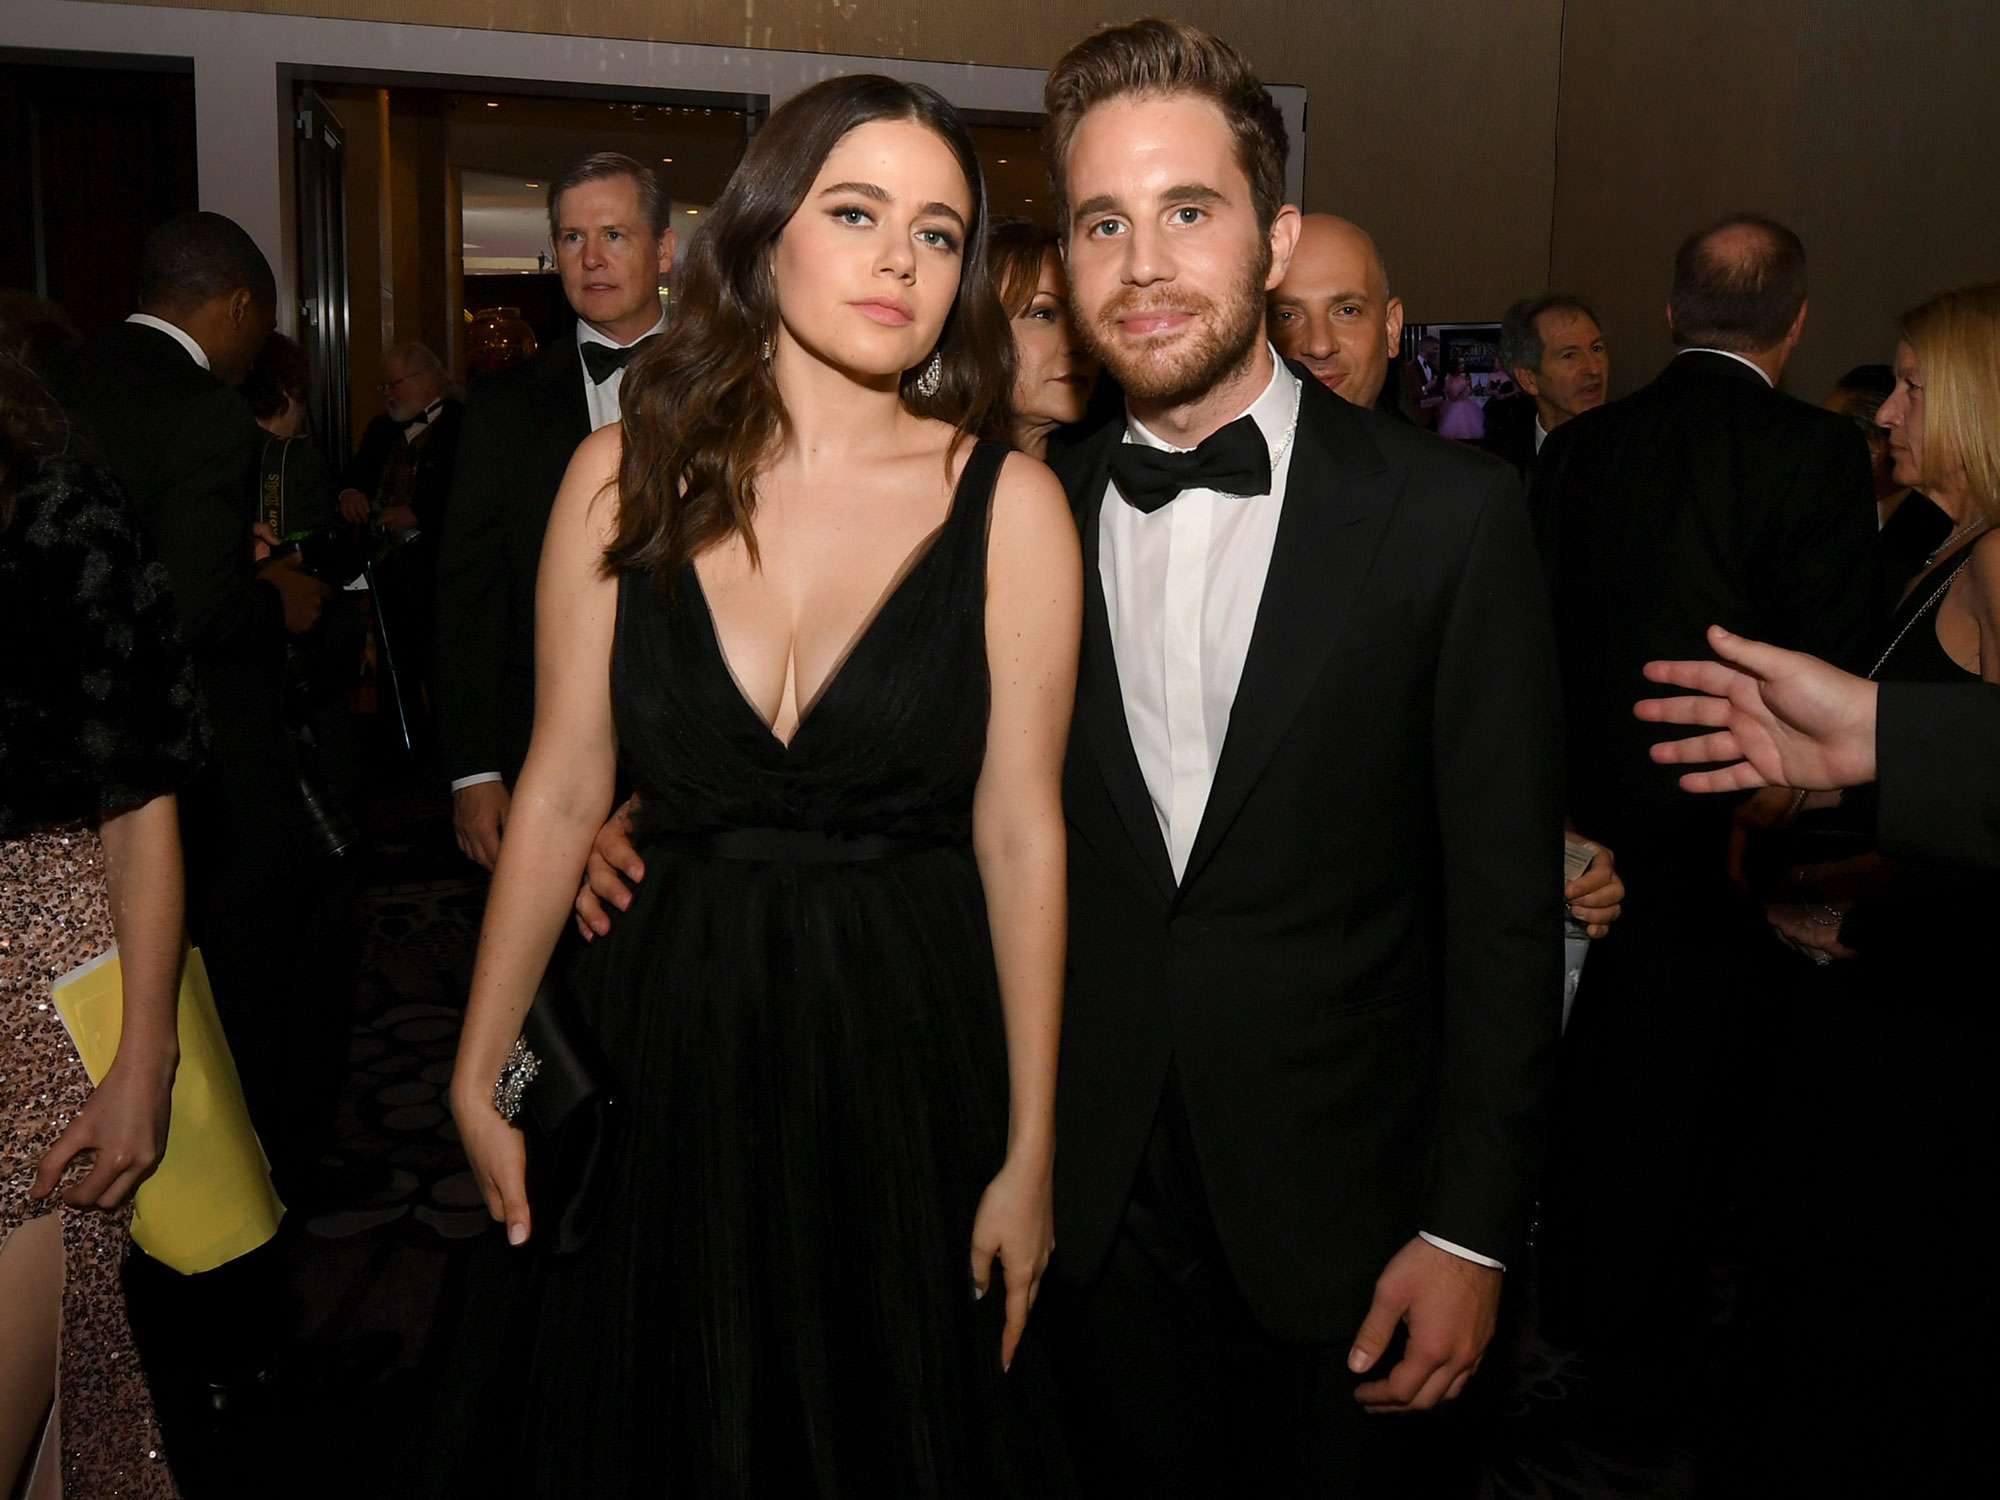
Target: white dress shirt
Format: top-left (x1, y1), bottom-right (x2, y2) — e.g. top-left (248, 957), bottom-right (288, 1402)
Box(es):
top-left (452, 311), bottom-right (671, 793)
top-left (1533, 415), bottom-right (1550, 454)
top-left (1098, 350), bottom-right (1504, 1273)
top-left (578, 309), bottom-right (667, 433)
top-left (1676, 346), bottom-right (1775, 388)
top-left (126, 313), bottom-right (210, 370)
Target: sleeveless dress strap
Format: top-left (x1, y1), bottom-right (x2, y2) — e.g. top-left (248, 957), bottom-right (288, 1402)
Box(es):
top-left (946, 439), bottom-right (1009, 533)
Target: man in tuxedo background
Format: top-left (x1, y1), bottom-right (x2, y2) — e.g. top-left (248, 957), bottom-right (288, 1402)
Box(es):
top-left (1530, 214), bottom-right (1877, 1448)
top-left (338, 340), bottom-right (464, 725)
top-left (1484, 294), bottom-right (1609, 479)
top-left (1268, 212), bottom-right (1405, 414)
top-left (337, 339), bottom-right (463, 537)
top-left (1037, 20), bottom-right (1562, 1491)
top-left (48, 212), bottom-right (349, 1186)
top-left (47, 211), bottom-right (356, 1482)
top-left (436, 151), bottom-right (675, 869)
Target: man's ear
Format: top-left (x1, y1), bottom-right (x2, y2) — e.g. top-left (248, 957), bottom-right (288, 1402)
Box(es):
top-left (1264, 204), bottom-right (1302, 292)
top-left (1514, 364), bottom-right (1542, 399)
top-left (227, 287), bottom-right (255, 328)
top-left (655, 228), bottom-right (678, 276)
top-left (1383, 296), bottom-right (1406, 353)
top-left (1785, 297), bottom-right (1809, 351)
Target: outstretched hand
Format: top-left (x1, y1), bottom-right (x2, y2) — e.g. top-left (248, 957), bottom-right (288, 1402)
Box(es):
top-left (1635, 626), bottom-right (1879, 792)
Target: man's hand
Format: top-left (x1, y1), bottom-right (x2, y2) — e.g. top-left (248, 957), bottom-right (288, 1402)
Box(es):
top-left (575, 795), bottom-right (645, 939)
top-left (338, 488), bottom-right (372, 525)
top-left (453, 781), bottom-right (511, 871)
top-left (259, 555), bottom-right (331, 634)
top-left (1349, 1236), bottom-right (1502, 1412)
top-left (1636, 626), bottom-right (1879, 792)
top-left (1565, 837), bottom-right (1625, 938)
top-left (379, 503), bottom-right (419, 535)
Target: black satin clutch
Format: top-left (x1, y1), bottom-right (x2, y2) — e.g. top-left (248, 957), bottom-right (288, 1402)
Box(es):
top-left (493, 964), bottom-right (620, 1256)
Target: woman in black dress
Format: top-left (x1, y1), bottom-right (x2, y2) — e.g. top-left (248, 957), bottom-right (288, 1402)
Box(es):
top-left (1742, 282), bottom-right (2000, 1492)
top-left (447, 76), bottom-right (1080, 1495)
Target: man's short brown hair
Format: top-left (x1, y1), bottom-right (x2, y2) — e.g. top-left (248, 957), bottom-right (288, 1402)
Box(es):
top-left (1043, 18), bottom-right (1288, 237)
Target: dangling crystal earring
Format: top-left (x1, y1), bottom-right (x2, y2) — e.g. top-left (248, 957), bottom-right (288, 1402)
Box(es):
top-left (760, 336), bottom-right (772, 363)
top-left (914, 350), bottom-right (942, 398)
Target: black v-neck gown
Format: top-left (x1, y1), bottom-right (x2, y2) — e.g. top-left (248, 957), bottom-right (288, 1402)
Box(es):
top-left (502, 440), bottom-right (1066, 1495)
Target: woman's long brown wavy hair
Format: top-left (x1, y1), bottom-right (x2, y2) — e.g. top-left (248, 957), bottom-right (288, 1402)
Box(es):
top-left (605, 75), bottom-right (1013, 588)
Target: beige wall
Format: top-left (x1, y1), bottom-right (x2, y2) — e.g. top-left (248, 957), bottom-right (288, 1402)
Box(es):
top-left (107, 0), bottom-right (1567, 324)
top-left (98, 0), bottom-right (2000, 395)
top-left (1552, 0), bottom-right (2000, 400)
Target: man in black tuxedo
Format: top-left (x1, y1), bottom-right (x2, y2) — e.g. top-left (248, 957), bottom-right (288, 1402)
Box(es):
top-left (1530, 215), bottom-right (1877, 1399)
top-left (1484, 294), bottom-right (1609, 480)
top-left (46, 212), bottom-right (344, 1183)
top-left (1038, 21), bottom-right (1561, 1491)
top-left (436, 150), bottom-right (674, 869)
top-left (336, 339), bottom-right (464, 537)
top-left (46, 211), bottom-right (351, 1481)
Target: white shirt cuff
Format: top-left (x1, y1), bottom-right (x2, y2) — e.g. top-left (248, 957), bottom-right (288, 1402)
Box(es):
top-left (1419, 1231), bottom-right (1505, 1271)
top-left (450, 772), bottom-right (503, 792)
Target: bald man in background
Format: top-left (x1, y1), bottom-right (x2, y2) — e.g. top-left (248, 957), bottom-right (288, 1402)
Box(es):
top-left (1269, 212), bottom-right (1405, 413)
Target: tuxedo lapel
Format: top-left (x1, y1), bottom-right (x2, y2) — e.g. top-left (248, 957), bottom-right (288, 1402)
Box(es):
top-left (1178, 384), bottom-right (1400, 891)
top-left (545, 337), bottom-right (592, 448)
top-left (1062, 425), bottom-right (1179, 905)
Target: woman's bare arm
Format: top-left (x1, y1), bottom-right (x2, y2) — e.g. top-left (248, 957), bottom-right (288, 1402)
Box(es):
top-left (448, 426), bottom-right (625, 1242)
top-left (968, 450), bottom-right (1081, 1367)
top-left (33, 792), bottom-right (183, 1208)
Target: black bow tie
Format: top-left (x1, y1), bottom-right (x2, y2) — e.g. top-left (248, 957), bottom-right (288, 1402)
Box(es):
top-left (581, 335), bottom-right (655, 386)
top-left (1107, 415), bottom-right (1272, 514)
top-left (398, 402), bottom-right (442, 434)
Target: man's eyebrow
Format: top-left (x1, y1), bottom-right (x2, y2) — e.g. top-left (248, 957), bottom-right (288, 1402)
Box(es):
top-left (1071, 193), bottom-right (1120, 226)
top-left (1160, 183), bottom-right (1226, 206)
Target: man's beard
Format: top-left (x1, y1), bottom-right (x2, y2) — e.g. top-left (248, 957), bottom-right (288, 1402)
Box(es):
top-left (1073, 239), bottom-right (1270, 407)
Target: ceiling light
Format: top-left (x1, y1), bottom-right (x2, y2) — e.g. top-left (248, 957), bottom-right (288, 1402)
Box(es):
top-left (686, 209), bottom-right (700, 215)
top-left (525, 181), bottom-right (540, 188)
top-left (662, 157), bottom-right (674, 163)
top-left (998, 158), bottom-right (1009, 165)
top-left (485, 101), bottom-right (501, 108)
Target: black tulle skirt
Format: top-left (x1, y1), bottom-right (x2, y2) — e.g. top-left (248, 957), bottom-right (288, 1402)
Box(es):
top-left (432, 840), bottom-right (1070, 1498)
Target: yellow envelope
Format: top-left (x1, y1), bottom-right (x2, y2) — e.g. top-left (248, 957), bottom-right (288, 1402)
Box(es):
top-left (52, 946), bottom-right (285, 1275)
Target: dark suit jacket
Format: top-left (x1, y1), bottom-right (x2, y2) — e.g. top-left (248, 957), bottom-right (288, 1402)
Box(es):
top-left (47, 321), bottom-right (279, 671)
top-left (341, 398), bottom-right (466, 535)
top-left (1480, 393), bottom-right (1539, 480)
top-left (1049, 366), bottom-right (1564, 1341)
top-left (435, 337), bottom-right (590, 785)
top-left (1533, 350), bottom-right (1878, 874)
top-left (45, 319), bottom-right (306, 874)
top-left (1878, 681), bottom-right (2000, 871)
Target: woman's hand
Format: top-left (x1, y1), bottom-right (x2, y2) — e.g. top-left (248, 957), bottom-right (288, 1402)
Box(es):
top-left (1766, 900), bottom-right (1856, 964)
top-left (969, 1150), bottom-right (1055, 1373)
top-left (451, 1083), bottom-right (532, 1246)
top-left (31, 1052), bottom-right (176, 1211)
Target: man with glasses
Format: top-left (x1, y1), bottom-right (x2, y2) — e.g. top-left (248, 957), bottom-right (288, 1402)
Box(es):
top-left (337, 340), bottom-right (463, 536)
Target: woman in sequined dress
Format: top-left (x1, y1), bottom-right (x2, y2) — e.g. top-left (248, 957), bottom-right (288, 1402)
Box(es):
top-left (1, 302), bottom-right (203, 1497)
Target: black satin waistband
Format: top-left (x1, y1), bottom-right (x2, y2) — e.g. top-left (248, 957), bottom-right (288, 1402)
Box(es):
top-left (645, 828), bottom-right (962, 864)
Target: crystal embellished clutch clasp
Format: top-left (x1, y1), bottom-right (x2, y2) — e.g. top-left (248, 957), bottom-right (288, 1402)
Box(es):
top-left (492, 1037), bottom-right (541, 1122)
